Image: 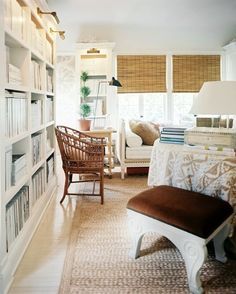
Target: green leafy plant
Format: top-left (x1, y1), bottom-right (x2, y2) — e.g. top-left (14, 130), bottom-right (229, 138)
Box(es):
top-left (80, 86), bottom-right (91, 100)
top-left (80, 71), bottom-right (91, 118)
top-left (80, 103), bottom-right (91, 118)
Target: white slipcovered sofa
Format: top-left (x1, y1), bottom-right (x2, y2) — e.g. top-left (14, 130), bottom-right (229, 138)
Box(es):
top-left (116, 119), bottom-right (159, 179)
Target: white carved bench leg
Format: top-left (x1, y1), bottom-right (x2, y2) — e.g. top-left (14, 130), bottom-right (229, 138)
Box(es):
top-left (128, 216), bottom-right (145, 258)
top-left (172, 239), bottom-right (207, 294)
top-left (121, 165), bottom-right (126, 180)
top-left (213, 223), bottom-right (230, 263)
top-left (127, 209), bottom-right (233, 294)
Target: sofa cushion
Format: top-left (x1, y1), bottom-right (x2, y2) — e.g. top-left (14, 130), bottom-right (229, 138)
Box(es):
top-left (126, 145), bottom-right (153, 159)
top-left (129, 120), bottom-right (160, 145)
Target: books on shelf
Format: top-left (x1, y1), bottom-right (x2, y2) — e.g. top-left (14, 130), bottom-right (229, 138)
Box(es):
top-left (5, 146), bottom-right (13, 191)
top-left (31, 132), bottom-right (43, 166)
top-left (4, 0), bottom-right (28, 42)
top-left (31, 60), bottom-right (42, 90)
top-left (46, 154), bottom-right (54, 182)
top-left (31, 99), bottom-right (42, 129)
top-left (46, 70), bottom-right (53, 92)
top-left (160, 127), bottom-right (186, 144)
top-left (12, 153), bottom-right (27, 185)
top-left (8, 63), bottom-right (22, 85)
top-left (32, 167), bottom-right (45, 207)
top-left (5, 186), bottom-right (29, 252)
top-left (5, 90), bottom-right (27, 138)
top-left (46, 96), bottom-right (53, 122)
top-left (31, 20), bottom-right (44, 56)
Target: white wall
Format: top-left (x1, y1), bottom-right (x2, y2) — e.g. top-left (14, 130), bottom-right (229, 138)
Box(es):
top-left (56, 55), bottom-right (78, 128)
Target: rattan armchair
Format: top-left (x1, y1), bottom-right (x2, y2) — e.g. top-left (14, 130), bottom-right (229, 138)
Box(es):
top-left (55, 126), bottom-right (105, 204)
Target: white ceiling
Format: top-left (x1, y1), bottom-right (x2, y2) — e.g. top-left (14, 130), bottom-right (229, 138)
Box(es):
top-left (47, 0), bottom-right (236, 54)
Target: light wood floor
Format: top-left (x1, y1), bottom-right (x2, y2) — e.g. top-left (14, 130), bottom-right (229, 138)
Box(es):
top-left (8, 161), bottom-right (78, 294)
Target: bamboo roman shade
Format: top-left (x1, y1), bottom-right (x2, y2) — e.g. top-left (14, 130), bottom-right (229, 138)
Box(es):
top-left (117, 55), bottom-right (166, 93)
top-left (173, 55), bottom-right (221, 92)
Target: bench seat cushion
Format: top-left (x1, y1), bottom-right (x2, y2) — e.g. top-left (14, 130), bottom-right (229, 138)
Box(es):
top-left (127, 185), bottom-right (233, 238)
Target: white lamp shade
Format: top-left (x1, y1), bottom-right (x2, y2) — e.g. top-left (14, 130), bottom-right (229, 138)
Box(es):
top-left (190, 81), bottom-right (236, 115)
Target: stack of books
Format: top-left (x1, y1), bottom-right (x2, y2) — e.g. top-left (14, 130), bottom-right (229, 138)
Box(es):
top-left (12, 153), bottom-right (27, 185)
top-left (8, 63), bottom-right (22, 85)
top-left (160, 127), bottom-right (186, 144)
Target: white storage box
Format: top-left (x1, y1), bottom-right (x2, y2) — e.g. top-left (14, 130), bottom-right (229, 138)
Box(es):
top-left (184, 127), bottom-right (236, 148)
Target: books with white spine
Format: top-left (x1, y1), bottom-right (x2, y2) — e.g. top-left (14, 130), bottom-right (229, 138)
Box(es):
top-left (5, 145), bottom-right (13, 191)
top-left (5, 91), bottom-right (27, 138)
top-left (31, 100), bottom-right (42, 129)
top-left (31, 60), bottom-right (42, 90)
top-left (4, 0), bottom-right (12, 29)
top-left (6, 186), bottom-right (29, 252)
top-left (32, 167), bottom-right (45, 207)
top-left (31, 132), bottom-right (43, 166)
top-left (11, 0), bottom-right (23, 38)
top-left (46, 97), bottom-right (53, 122)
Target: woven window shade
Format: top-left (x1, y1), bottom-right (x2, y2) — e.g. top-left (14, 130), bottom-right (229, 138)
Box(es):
top-left (117, 55), bottom-right (166, 93)
top-left (173, 55), bottom-right (221, 92)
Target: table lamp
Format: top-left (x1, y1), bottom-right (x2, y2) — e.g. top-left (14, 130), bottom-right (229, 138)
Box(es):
top-left (190, 81), bottom-right (236, 128)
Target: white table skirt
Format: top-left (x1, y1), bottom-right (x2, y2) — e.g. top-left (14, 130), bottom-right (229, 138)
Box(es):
top-left (148, 140), bottom-right (236, 227)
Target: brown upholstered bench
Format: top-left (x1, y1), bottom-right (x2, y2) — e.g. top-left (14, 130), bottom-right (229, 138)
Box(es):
top-left (127, 185), bottom-right (234, 294)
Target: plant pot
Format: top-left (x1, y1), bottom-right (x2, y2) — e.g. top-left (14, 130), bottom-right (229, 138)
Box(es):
top-left (78, 119), bottom-right (91, 131)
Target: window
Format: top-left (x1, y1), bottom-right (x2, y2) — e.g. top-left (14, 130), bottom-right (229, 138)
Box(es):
top-left (172, 93), bottom-right (196, 126)
top-left (117, 54), bottom-right (221, 126)
top-left (118, 93), bottom-right (166, 122)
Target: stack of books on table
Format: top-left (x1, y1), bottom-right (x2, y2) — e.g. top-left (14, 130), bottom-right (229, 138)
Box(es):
top-left (183, 144), bottom-right (236, 157)
top-left (160, 127), bottom-right (186, 144)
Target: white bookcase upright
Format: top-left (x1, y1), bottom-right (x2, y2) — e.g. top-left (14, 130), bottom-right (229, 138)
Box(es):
top-left (0, 0), bottom-right (57, 292)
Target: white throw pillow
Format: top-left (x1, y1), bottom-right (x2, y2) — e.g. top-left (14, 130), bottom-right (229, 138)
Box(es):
top-left (126, 130), bottom-right (143, 147)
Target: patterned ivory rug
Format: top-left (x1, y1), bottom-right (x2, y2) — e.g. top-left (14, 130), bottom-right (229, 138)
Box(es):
top-left (59, 173), bottom-right (236, 294)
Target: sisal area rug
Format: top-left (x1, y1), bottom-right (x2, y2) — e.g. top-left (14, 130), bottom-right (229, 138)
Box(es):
top-left (59, 173), bottom-right (236, 294)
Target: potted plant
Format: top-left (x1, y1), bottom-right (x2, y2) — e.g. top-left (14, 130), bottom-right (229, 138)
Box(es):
top-left (79, 71), bottom-right (92, 131)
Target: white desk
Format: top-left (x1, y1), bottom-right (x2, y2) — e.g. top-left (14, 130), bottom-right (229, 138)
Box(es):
top-left (83, 129), bottom-right (115, 178)
top-left (148, 140), bottom-right (236, 227)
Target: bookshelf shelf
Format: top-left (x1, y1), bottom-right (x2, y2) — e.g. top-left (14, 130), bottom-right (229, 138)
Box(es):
top-left (0, 0), bottom-right (57, 292)
top-left (46, 120), bottom-right (55, 127)
top-left (5, 84), bottom-right (29, 92)
top-left (5, 131), bottom-right (29, 146)
top-left (46, 148), bottom-right (55, 159)
top-left (5, 29), bottom-right (29, 49)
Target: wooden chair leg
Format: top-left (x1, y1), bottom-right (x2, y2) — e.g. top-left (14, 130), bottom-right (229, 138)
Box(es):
top-left (100, 171), bottom-right (104, 205)
top-left (60, 171), bottom-right (69, 204)
top-left (69, 173), bottom-right (73, 184)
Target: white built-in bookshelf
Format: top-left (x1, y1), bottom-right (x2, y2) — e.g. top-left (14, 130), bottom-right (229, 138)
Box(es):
top-left (0, 0), bottom-right (57, 292)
